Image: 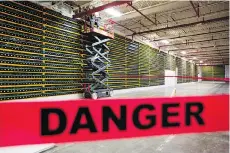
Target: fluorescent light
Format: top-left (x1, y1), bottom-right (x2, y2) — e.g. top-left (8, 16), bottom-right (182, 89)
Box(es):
top-left (193, 57), bottom-right (197, 60)
top-left (204, 63), bottom-right (207, 65)
top-left (200, 60), bottom-right (203, 63)
top-left (181, 51), bottom-right (186, 54)
top-left (104, 8), bottom-right (122, 17)
top-left (161, 40), bottom-right (170, 44)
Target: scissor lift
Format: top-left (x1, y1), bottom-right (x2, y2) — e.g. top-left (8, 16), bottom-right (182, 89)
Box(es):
top-left (83, 24), bottom-right (114, 99)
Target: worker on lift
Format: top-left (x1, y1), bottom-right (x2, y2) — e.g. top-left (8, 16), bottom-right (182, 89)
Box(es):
top-left (94, 12), bottom-right (101, 28)
top-left (88, 11), bottom-right (101, 28)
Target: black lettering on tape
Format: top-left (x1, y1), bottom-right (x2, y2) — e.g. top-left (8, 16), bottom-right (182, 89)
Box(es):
top-left (186, 102), bottom-right (204, 125)
top-left (162, 103), bottom-right (180, 127)
top-left (40, 102), bottom-right (205, 136)
top-left (70, 107), bottom-right (97, 134)
top-left (102, 106), bottom-right (127, 132)
top-left (41, 108), bottom-right (66, 136)
top-left (133, 104), bottom-right (156, 129)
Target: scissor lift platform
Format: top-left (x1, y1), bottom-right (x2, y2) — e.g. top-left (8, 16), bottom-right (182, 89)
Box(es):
top-left (85, 27), bottom-right (114, 39)
top-left (83, 25), bottom-right (113, 99)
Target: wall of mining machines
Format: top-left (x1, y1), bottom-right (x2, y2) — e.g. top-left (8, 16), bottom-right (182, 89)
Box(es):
top-left (201, 65), bottom-right (225, 78)
top-left (0, 1), bottom-right (197, 101)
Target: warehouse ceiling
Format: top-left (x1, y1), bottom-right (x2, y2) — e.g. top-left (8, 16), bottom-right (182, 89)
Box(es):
top-left (39, 0), bottom-right (229, 66)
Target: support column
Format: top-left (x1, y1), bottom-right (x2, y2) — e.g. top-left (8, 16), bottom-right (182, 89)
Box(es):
top-left (198, 66), bottom-right (202, 82)
top-left (225, 65), bottom-right (229, 78)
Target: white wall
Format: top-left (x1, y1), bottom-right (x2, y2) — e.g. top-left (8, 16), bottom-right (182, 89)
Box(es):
top-left (175, 67), bottom-right (178, 84)
top-left (197, 66), bottom-right (202, 82)
top-left (164, 70), bottom-right (176, 86)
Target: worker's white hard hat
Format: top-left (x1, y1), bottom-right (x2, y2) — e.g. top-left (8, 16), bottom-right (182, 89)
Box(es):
top-left (95, 12), bottom-right (100, 17)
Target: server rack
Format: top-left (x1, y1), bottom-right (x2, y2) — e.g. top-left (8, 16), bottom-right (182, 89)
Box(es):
top-left (0, 1), bottom-right (86, 101)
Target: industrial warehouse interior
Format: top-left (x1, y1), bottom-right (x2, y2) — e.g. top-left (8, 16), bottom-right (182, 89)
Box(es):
top-left (0, 0), bottom-right (229, 153)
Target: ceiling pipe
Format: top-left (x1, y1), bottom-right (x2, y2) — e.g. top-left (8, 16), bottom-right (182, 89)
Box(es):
top-left (202, 61), bottom-right (229, 63)
top-left (152, 29), bottom-right (229, 42)
top-left (186, 53), bottom-right (229, 57)
top-left (182, 49), bottom-right (229, 54)
top-left (73, 1), bottom-right (131, 18)
top-left (193, 59), bottom-right (229, 64)
top-left (160, 37), bottom-right (228, 48)
top-left (192, 59), bottom-right (227, 65)
top-left (127, 2), bottom-right (157, 26)
top-left (129, 8), bottom-right (228, 33)
top-left (190, 59), bottom-right (229, 65)
top-left (167, 45), bottom-right (229, 52)
top-left (198, 62), bottom-right (229, 64)
top-left (193, 57), bottom-right (229, 60)
top-left (186, 53), bottom-right (229, 56)
top-left (112, 1), bottom-right (223, 23)
top-left (111, 20), bottom-right (152, 41)
top-left (206, 64), bottom-right (228, 65)
top-left (132, 16), bottom-right (229, 36)
top-left (198, 60), bottom-right (229, 62)
top-left (189, 1), bottom-right (199, 17)
top-left (189, 56), bottom-right (229, 59)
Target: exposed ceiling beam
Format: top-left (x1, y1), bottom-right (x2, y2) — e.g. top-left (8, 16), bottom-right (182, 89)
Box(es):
top-left (160, 37), bottom-right (228, 48)
top-left (189, 1), bottom-right (199, 17)
top-left (179, 49), bottom-right (229, 54)
top-left (111, 1), bottom-right (177, 22)
top-left (187, 55), bottom-right (229, 58)
top-left (198, 62), bottom-right (229, 64)
top-left (195, 60), bottom-right (229, 65)
top-left (168, 45), bottom-right (229, 52)
top-left (199, 60), bottom-right (229, 62)
top-left (201, 59), bottom-right (229, 61)
top-left (112, 20), bottom-right (152, 41)
top-left (199, 62), bottom-right (228, 63)
top-left (185, 55), bottom-right (229, 59)
top-left (127, 2), bottom-right (157, 26)
top-left (132, 16), bottom-right (229, 36)
top-left (152, 29), bottom-right (229, 42)
top-left (186, 53), bottom-right (229, 57)
top-left (186, 55), bottom-right (229, 59)
top-left (112, 1), bottom-right (222, 23)
top-left (73, 1), bottom-right (131, 18)
top-left (128, 8), bottom-right (228, 33)
top-left (192, 58), bottom-right (229, 60)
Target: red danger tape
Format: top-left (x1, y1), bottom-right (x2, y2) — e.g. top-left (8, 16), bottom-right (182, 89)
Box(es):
top-left (0, 95), bottom-right (229, 147)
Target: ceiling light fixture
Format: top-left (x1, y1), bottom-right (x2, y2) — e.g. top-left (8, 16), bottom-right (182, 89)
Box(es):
top-left (193, 57), bottom-right (197, 60)
top-left (200, 60), bottom-right (203, 63)
top-left (181, 51), bottom-right (186, 54)
top-left (104, 8), bottom-right (122, 17)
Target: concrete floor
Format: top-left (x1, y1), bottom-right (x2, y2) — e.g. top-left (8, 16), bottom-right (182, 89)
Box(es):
top-left (44, 81), bottom-right (229, 153)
